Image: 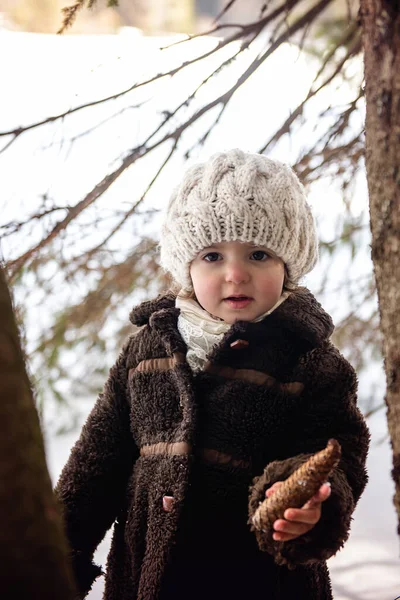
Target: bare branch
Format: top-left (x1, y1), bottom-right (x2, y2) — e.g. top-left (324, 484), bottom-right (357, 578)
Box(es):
top-left (1, 0), bottom-right (307, 144)
top-left (141, 40), bottom-right (248, 151)
top-left (5, 0), bottom-right (334, 281)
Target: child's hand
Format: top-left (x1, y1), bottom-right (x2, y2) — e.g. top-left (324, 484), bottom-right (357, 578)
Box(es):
top-left (265, 481), bottom-right (331, 542)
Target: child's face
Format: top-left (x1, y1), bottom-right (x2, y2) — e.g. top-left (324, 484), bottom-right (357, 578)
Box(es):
top-left (189, 241), bottom-right (285, 323)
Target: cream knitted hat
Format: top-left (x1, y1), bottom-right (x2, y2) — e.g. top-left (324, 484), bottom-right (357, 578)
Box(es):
top-left (159, 149), bottom-right (318, 290)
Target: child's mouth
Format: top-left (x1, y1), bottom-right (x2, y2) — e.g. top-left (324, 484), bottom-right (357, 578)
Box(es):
top-left (224, 296), bottom-right (253, 309)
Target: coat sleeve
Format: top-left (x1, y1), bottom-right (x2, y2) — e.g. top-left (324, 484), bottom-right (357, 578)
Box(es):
top-left (55, 338), bottom-right (139, 598)
top-left (248, 342), bottom-right (370, 569)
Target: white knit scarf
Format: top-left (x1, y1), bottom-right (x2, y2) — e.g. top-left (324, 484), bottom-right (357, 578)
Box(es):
top-left (176, 292), bottom-right (290, 372)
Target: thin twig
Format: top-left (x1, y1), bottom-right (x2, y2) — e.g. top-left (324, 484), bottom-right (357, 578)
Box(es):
top-left (0, 130), bottom-right (22, 155)
top-left (139, 41), bottom-right (248, 152)
top-left (259, 24), bottom-right (360, 153)
top-left (214, 0), bottom-right (239, 24)
top-left (64, 139), bottom-right (178, 278)
top-left (41, 100), bottom-right (149, 153)
top-left (295, 133), bottom-right (364, 182)
top-left (364, 402), bottom-right (385, 419)
top-left (319, 223), bottom-right (368, 250)
top-left (159, 0), bottom-right (298, 51)
top-left (0, 206), bottom-right (71, 237)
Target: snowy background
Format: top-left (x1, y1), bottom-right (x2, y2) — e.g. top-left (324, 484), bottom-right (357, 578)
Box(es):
top-left (1, 25), bottom-right (400, 599)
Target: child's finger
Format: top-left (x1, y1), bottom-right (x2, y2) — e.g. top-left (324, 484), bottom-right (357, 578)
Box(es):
top-left (274, 518), bottom-right (314, 535)
top-left (265, 481), bottom-right (283, 497)
top-left (303, 482), bottom-right (331, 509)
top-left (273, 518), bottom-right (313, 539)
top-left (283, 505), bottom-right (321, 525)
top-left (282, 482), bottom-right (331, 523)
top-left (273, 531), bottom-right (297, 542)
top-left (271, 483), bottom-right (331, 541)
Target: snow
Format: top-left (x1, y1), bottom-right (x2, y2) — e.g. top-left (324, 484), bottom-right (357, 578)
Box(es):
top-left (1, 25), bottom-right (399, 599)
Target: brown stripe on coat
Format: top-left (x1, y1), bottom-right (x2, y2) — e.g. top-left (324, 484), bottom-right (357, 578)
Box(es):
top-left (129, 352), bottom-right (186, 377)
top-left (140, 443), bottom-right (250, 469)
top-left (140, 442), bottom-right (192, 456)
top-left (204, 363), bottom-right (304, 396)
top-left (281, 381), bottom-right (304, 395)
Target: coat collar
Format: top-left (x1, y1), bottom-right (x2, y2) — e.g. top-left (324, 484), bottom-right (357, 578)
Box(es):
top-left (262, 287), bottom-right (334, 347)
top-left (129, 287), bottom-right (334, 348)
top-left (129, 292), bottom-right (177, 327)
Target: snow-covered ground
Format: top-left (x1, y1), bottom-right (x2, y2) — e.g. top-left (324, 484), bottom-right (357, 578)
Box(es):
top-left (328, 411), bottom-right (400, 600)
top-left (1, 25), bottom-right (400, 599)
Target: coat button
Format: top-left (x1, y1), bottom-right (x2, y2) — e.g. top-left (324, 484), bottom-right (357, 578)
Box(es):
top-left (162, 496), bottom-right (175, 512)
top-left (230, 339), bottom-right (249, 350)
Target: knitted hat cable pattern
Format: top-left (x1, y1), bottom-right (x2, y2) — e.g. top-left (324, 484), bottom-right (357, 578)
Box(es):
top-left (160, 149), bottom-right (318, 290)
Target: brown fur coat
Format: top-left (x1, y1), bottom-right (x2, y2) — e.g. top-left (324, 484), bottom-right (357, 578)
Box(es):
top-left (55, 288), bottom-right (370, 600)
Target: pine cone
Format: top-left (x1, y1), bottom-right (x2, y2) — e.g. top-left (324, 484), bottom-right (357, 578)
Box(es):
top-left (252, 439), bottom-right (341, 533)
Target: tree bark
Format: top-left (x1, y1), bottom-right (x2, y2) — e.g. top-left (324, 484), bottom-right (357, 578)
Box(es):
top-left (0, 267), bottom-right (76, 599)
top-left (360, 0), bottom-right (400, 534)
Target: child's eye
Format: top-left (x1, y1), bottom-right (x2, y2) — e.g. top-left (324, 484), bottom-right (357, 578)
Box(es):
top-left (251, 250), bottom-right (270, 261)
top-left (203, 252), bottom-right (221, 262)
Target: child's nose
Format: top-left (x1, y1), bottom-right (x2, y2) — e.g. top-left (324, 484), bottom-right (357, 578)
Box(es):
top-left (225, 264), bottom-right (250, 284)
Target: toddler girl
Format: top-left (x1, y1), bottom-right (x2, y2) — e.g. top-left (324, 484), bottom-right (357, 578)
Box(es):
top-left (56, 149), bottom-right (369, 600)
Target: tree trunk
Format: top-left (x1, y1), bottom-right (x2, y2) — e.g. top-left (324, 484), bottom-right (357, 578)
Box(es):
top-left (360, 0), bottom-right (400, 535)
top-left (0, 267), bottom-right (76, 599)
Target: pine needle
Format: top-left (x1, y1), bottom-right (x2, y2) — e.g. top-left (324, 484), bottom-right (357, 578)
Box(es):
top-left (58, 1), bottom-right (86, 34)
